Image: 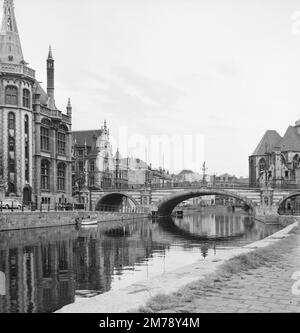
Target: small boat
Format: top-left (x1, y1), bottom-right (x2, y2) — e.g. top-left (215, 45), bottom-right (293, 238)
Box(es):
top-left (81, 218), bottom-right (98, 226)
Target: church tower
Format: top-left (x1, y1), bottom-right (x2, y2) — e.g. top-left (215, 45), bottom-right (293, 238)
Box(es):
top-left (0, 0), bottom-right (35, 196)
top-left (0, 0), bottom-right (73, 207)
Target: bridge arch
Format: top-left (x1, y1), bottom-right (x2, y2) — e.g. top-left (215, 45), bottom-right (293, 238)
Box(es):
top-left (95, 192), bottom-right (139, 211)
top-left (277, 192), bottom-right (300, 215)
top-left (157, 189), bottom-right (256, 217)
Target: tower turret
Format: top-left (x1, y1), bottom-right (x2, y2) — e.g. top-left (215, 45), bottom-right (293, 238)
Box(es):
top-left (47, 45), bottom-right (55, 108)
top-left (67, 98), bottom-right (72, 117)
top-left (0, 0), bottom-right (24, 64)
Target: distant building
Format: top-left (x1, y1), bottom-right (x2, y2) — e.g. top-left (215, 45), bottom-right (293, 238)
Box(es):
top-left (72, 122), bottom-right (118, 194)
top-left (150, 168), bottom-right (173, 187)
top-left (211, 173), bottom-right (248, 187)
top-left (249, 119), bottom-right (300, 187)
top-left (174, 170), bottom-right (202, 183)
top-left (121, 157), bottom-right (149, 187)
top-left (0, 0), bottom-right (72, 208)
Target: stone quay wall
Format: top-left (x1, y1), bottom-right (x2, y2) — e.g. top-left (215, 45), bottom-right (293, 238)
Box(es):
top-left (278, 215), bottom-right (300, 227)
top-left (0, 211), bottom-right (149, 232)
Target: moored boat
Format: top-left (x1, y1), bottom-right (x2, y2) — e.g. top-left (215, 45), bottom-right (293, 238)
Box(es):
top-left (81, 215), bottom-right (98, 226)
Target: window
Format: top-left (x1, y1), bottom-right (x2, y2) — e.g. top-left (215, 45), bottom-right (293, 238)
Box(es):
top-left (9, 137), bottom-right (15, 152)
top-left (25, 116), bottom-right (29, 182)
top-left (89, 175), bottom-right (95, 186)
top-left (57, 163), bottom-right (66, 191)
top-left (57, 132), bottom-right (66, 156)
top-left (8, 112), bottom-right (15, 130)
top-left (90, 160), bottom-right (95, 172)
top-left (41, 160), bottom-right (50, 190)
top-left (41, 127), bottom-right (50, 152)
top-left (259, 158), bottom-right (267, 172)
top-left (9, 159), bottom-right (15, 173)
top-left (78, 161), bottom-right (84, 172)
top-left (24, 115), bottom-right (29, 136)
top-left (5, 86), bottom-right (18, 105)
top-left (23, 89), bottom-right (30, 108)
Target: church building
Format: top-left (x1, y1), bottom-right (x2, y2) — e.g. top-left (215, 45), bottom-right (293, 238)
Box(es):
top-left (249, 119), bottom-right (300, 188)
top-left (0, 0), bottom-right (73, 208)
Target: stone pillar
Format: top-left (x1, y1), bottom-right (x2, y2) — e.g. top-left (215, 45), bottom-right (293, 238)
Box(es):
top-left (0, 178), bottom-right (6, 201)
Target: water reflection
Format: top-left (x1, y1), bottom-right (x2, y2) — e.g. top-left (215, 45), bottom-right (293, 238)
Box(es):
top-left (0, 209), bottom-right (281, 313)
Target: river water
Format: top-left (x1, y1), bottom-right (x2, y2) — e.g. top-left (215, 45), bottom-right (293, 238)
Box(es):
top-left (0, 208), bottom-right (281, 313)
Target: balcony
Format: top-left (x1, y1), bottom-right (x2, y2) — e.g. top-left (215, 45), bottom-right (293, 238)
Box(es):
top-left (0, 63), bottom-right (35, 80)
top-left (40, 107), bottom-right (71, 124)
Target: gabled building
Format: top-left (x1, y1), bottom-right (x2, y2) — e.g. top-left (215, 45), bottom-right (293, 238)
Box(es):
top-left (72, 122), bottom-right (129, 197)
top-left (0, 0), bottom-right (73, 207)
top-left (249, 120), bottom-right (300, 187)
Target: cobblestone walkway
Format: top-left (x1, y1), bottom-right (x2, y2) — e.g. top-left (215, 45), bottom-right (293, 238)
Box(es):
top-left (188, 244), bottom-right (298, 312)
top-left (154, 229), bottom-right (300, 313)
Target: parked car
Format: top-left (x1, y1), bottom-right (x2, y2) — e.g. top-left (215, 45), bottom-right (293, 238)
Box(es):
top-left (0, 199), bottom-right (22, 210)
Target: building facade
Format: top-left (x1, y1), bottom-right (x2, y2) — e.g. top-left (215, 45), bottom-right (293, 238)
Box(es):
top-left (72, 122), bottom-right (129, 200)
top-left (249, 120), bottom-right (300, 188)
top-left (0, 0), bottom-right (72, 208)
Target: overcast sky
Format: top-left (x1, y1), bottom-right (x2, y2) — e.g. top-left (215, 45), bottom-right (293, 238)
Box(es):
top-left (6, 0), bottom-right (300, 176)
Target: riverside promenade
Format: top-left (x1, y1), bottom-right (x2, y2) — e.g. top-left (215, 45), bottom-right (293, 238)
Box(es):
top-left (57, 220), bottom-right (299, 313)
top-left (139, 221), bottom-right (300, 313)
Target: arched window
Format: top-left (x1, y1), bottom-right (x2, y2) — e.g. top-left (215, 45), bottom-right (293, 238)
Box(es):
top-left (293, 154), bottom-right (300, 169)
top-left (25, 115), bottom-right (30, 182)
top-left (5, 86), bottom-right (18, 105)
top-left (259, 158), bottom-right (267, 172)
top-left (41, 119), bottom-right (50, 152)
top-left (8, 112), bottom-right (15, 130)
top-left (41, 160), bottom-right (50, 190)
top-left (23, 89), bottom-right (31, 108)
top-left (57, 163), bottom-right (66, 191)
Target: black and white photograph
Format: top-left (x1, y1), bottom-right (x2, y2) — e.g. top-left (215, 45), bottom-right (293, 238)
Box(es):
top-left (0, 0), bottom-right (299, 321)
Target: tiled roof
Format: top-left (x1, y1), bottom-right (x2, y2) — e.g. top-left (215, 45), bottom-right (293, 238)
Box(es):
top-left (279, 126), bottom-right (300, 152)
top-left (252, 130), bottom-right (282, 156)
top-left (72, 130), bottom-right (103, 150)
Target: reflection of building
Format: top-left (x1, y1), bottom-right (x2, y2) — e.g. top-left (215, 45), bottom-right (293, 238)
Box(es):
top-left (174, 213), bottom-right (244, 238)
top-left (0, 221), bottom-right (170, 313)
top-left (249, 119), bottom-right (300, 187)
top-left (0, 240), bottom-right (75, 313)
top-left (0, 0), bottom-right (73, 208)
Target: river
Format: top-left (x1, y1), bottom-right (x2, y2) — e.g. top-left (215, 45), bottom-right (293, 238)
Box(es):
top-left (0, 207), bottom-right (281, 313)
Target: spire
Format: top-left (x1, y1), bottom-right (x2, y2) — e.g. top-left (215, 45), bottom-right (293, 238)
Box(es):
top-left (67, 97), bottom-right (72, 117)
top-left (47, 45), bottom-right (55, 109)
top-left (48, 45), bottom-right (53, 60)
top-left (0, 0), bottom-right (24, 64)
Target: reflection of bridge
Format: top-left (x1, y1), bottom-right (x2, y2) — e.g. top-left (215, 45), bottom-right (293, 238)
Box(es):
top-left (90, 185), bottom-right (300, 217)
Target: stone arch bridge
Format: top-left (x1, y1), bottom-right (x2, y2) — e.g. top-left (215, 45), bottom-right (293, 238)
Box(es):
top-left (89, 186), bottom-right (299, 217)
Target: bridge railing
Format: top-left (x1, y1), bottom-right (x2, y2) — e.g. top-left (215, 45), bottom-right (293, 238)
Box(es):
top-left (96, 204), bottom-right (149, 214)
top-left (278, 209), bottom-right (300, 216)
top-left (100, 182), bottom-right (261, 191)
